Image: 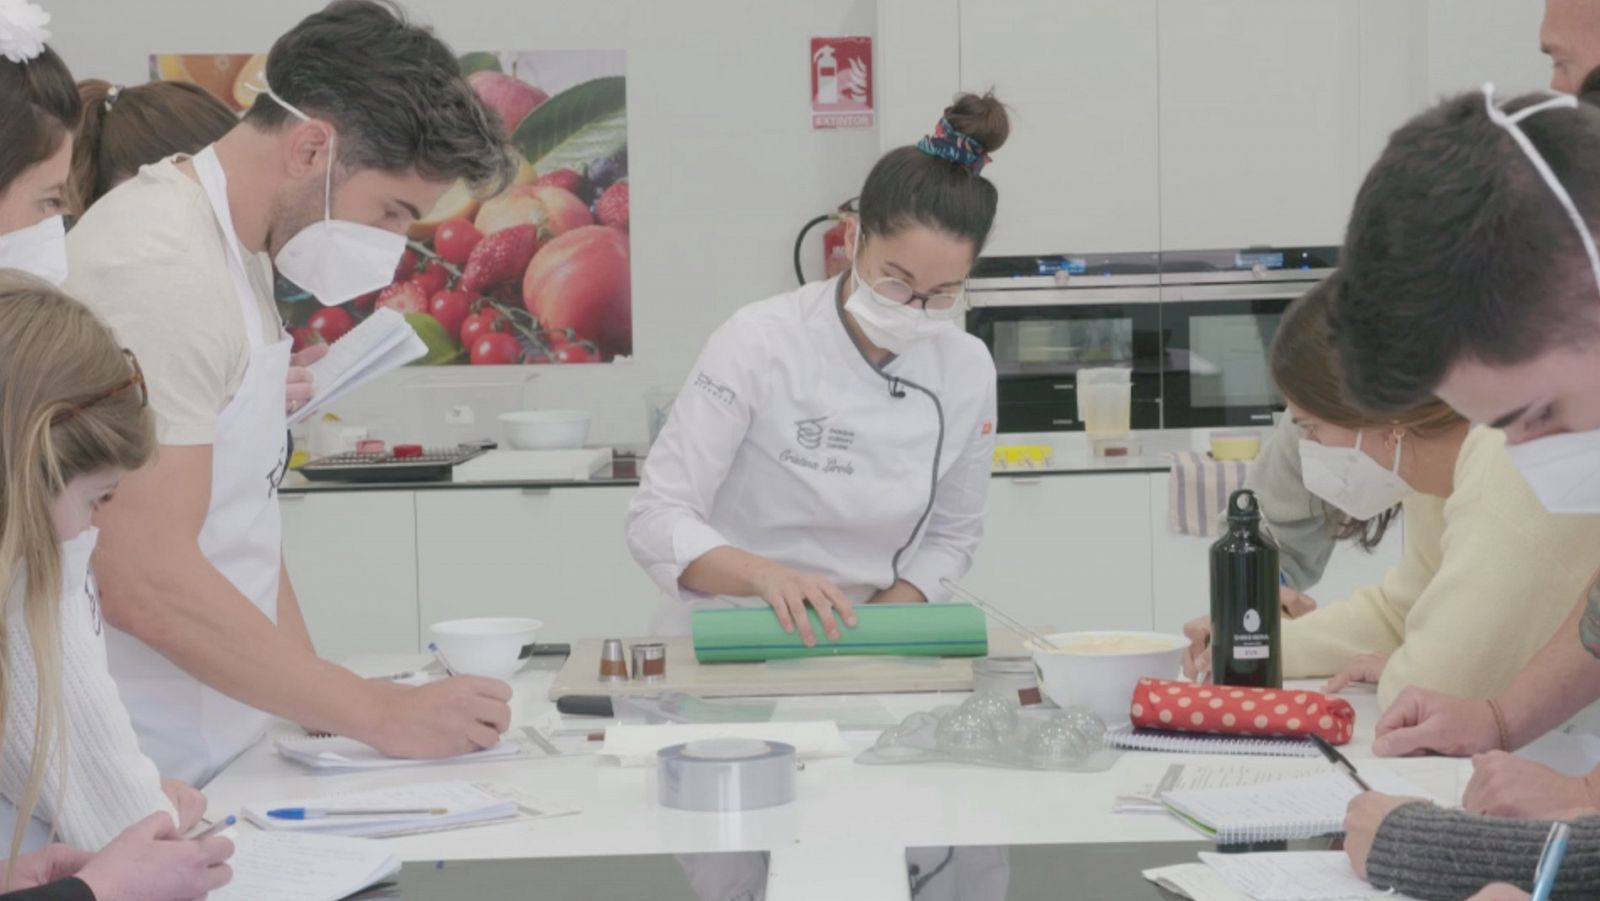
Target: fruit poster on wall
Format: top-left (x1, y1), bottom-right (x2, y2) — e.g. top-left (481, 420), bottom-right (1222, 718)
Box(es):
top-left (151, 51), bottom-right (631, 365)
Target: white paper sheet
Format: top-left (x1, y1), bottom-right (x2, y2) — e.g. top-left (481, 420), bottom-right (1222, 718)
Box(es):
top-left (1198, 851), bottom-right (1418, 901)
top-left (212, 832), bottom-right (400, 901)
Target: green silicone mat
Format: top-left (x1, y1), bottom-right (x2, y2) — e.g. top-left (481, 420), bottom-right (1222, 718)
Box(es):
top-left (690, 603), bottom-right (989, 663)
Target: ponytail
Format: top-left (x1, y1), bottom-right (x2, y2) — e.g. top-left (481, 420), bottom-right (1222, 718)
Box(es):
top-left (71, 79), bottom-right (239, 213)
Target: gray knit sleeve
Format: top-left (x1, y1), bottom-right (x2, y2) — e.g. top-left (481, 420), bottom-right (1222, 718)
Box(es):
top-left (1366, 802), bottom-right (1600, 900)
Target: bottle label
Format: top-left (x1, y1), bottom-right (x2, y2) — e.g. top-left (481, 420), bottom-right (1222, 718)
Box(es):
top-left (1233, 645), bottom-right (1270, 660)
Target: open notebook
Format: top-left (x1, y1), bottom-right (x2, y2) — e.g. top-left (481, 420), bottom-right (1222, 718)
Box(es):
top-left (1108, 726), bottom-right (1319, 758)
top-left (213, 832), bottom-right (400, 901)
top-left (1145, 852), bottom-right (1421, 901)
top-left (287, 308), bottom-right (426, 426)
top-left (1162, 770), bottom-right (1427, 844)
top-left (276, 734), bottom-right (528, 771)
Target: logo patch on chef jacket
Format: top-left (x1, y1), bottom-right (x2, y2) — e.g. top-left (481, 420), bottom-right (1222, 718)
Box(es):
top-left (795, 417), bottom-right (827, 450)
top-left (694, 371), bottom-right (737, 406)
top-left (981, 420), bottom-right (993, 436)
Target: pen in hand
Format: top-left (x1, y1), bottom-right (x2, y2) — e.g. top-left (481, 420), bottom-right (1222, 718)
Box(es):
top-left (427, 642), bottom-right (457, 677)
top-left (190, 815), bottom-right (235, 841)
top-left (1309, 733), bottom-right (1373, 792)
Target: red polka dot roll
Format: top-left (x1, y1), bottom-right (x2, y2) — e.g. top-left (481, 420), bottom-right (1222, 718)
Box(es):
top-left (1127, 678), bottom-right (1356, 745)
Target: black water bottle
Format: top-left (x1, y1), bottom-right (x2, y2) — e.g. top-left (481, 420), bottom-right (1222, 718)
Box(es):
top-left (1210, 489), bottom-right (1281, 688)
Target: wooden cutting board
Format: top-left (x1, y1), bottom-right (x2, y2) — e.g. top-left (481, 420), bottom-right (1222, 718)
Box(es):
top-left (547, 628), bottom-right (1028, 700)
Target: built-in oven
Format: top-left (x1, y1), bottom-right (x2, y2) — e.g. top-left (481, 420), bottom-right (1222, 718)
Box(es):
top-left (967, 247), bottom-right (1337, 432)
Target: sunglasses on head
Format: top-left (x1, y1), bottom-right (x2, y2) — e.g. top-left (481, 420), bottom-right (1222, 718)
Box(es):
top-left (51, 349), bottom-right (148, 426)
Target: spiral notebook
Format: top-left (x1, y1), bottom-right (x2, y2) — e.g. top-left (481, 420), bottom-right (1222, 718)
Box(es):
top-left (1161, 770), bottom-right (1426, 844)
top-left (1108, 726), bottom-right (1319, 758)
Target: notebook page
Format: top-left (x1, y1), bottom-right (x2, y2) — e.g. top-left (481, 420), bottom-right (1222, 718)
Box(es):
top-left (1141, 863), bottom-right (1253, 901)
top-left (212, 832), bottom-right (400, 901)
top-left (1162, 770), bottom-right (1425, 842)
top-left (1198, 851), bottom-right (1416, 901)
top-left (275, 735), bottom-right (527, 771)
top-left (289, 309), bottom-right (425, 425)
top-left (1117, 758), bottom-right (1328, 811)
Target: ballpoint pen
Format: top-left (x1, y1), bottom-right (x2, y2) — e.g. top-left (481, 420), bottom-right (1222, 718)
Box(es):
top-left (1531, 821), bottom-right (1571, 901)
top-left (427, 642), bottom-right (457, 677)
top-left (1309, 733), bottom-right (1372, 792)
top-left (266, 807), bottom-right (448, 820)
top-left (191, 815), bottom-right (235, 840)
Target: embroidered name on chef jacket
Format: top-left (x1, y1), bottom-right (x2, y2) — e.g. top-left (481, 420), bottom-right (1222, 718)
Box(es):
top-left (781, 416), bottom-right (857, 476)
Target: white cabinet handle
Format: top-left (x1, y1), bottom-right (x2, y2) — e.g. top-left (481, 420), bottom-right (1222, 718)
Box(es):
top-left (1009, 477), bottom-right (1044, 486)
top-left (520, 487), bottom-right (552, 497)
top-left (279, 493), bottom-right (307, 502)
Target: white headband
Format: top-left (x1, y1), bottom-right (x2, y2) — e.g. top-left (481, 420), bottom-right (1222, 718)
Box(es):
top-left (1482, 82), bottom-right (1600, 298)
top-left (0, 0), bottom-right (51, 64)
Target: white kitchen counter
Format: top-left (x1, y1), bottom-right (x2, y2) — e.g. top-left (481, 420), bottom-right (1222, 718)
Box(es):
top-left (202, 658), bottom-right (1464, 901)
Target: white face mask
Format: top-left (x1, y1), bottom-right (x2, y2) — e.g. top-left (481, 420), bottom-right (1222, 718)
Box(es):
top-left (264, 84), bottom-right (406, 306)
top-left (1298, 431), bottom-right (1413, 521)
top-left (842, 230), bottom-right (957, 354)
top-left (1505, 430), bottom-right (1600, 513)
top-left (0, 214), bottom-right (68, 284)
top-left (1481, 84), bottom-right (1600, 511)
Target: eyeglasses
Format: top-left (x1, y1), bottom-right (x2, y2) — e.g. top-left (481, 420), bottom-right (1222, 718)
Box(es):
top-left (865, 275), bottom-right (966, 312)
top-left (52, 349), bottom-right (148, 425)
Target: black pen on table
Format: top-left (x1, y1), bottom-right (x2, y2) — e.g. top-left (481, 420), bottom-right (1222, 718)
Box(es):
top-left (1309, 733), bottom-right (1373, 792)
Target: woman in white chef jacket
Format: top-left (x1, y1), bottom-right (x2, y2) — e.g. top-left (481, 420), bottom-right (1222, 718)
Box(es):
top-left (627, 92), bottom-right (1008, 645)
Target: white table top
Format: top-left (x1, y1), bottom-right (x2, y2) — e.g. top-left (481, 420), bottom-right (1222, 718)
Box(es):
top-left (202, 658), bottom-right (1469, 901)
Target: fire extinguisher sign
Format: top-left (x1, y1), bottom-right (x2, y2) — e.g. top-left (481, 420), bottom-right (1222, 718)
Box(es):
top-left (811, 36), bottom-right (873, 129)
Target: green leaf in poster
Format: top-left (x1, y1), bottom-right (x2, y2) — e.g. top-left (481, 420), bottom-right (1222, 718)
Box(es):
top-left (458, 52), bottom-right (502, 75)
top-left (512, 76), bottom-right (627, 176)
top-left (405, 313), bottom-right (466, 365)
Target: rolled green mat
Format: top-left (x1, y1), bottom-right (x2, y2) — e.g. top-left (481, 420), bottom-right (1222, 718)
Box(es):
top-left (691, 603), bottom-right (989, 663)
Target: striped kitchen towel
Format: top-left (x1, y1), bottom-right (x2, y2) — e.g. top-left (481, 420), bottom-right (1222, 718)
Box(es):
top-left (1167, 452), bottom-right (1249, 537)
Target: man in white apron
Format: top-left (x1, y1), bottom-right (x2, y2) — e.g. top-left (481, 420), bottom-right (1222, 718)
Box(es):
top-left (64, 0), bottom-right (518, 786)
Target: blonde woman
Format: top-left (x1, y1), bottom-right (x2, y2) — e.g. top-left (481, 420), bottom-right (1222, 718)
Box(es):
top-left (0, 273), bottom-right (232, 899)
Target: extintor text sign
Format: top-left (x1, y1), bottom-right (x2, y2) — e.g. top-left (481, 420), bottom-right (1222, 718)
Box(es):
top-left (811, 36), bottom-right (873, 129)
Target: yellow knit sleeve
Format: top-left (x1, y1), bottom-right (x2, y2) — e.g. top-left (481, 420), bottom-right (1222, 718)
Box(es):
top-left (1373, 428), bottom-right (1600, 710)
top-left (1280, 493), bottom-right (1446, 679)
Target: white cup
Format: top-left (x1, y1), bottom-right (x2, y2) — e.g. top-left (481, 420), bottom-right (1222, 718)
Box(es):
top-left (428, 617), bottom-right (543, 679)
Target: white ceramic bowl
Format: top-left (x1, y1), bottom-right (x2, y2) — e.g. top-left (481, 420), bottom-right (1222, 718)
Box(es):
top-left (1028, 630), bottom-right (1188, 727)
top-left (428, 617), bottom-right (543, 679)
top-left (499, 410), bottom-right (592, 450)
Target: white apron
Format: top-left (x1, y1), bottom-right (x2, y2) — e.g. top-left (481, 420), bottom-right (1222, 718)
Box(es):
top-left (105, 146), bottom-right (291, 787)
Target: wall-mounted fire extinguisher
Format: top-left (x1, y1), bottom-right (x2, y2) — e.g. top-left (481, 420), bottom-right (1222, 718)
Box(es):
top-left (794, 199), bottom-right (857, 285)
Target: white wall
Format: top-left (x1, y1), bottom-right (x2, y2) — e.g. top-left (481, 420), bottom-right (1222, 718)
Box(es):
top-left (44, 0), bottom-right (1554, 446)
top-left (45, 0), bottom-right (881, 448)
top-left (1426, 0), bottom-right (1552, 99)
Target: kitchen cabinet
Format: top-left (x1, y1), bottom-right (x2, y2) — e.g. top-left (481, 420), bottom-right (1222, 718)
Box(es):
top-left (966, 473), bottom-right (1155, 634)
top-left (279, 491), bottom-right (421, 660)
top-left (957, 0), bottom-right (1161, 254)
top-left (414, 487), bottom-right (661, 644)
top-left (1156, 0), bottom-right (1362, 249)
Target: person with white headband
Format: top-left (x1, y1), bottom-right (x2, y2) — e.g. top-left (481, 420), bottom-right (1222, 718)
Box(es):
top-left (625, 95), bottom-right (1006, 644)
top-left (1181, 280), bottom-right (1600, 714)
top-left (0, 0), bottom-right (75, 284)
top-left (1328, 83), bottom-right (1600, 898)
top-left (63, 0), bottom-right (518, 786)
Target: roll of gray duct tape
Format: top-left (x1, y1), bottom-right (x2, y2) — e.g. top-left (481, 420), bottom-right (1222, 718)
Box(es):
top-left (657, 739), bottom-right (798, 812)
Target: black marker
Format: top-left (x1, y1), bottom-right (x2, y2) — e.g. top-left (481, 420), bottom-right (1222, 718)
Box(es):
top-left (1309, 733), bottom-right (1372, 792)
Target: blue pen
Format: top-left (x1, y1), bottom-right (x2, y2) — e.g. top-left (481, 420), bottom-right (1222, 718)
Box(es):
top-left (1531, 821), bottom-right (1571, 901)
top-left (191, 815), bottom-right (235, 840)
top-left (266, 806), bottom-right (447, 820)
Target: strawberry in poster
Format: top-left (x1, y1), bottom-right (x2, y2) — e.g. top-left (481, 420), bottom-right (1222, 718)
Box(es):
top-left (154, 50), bottom-right (632, 365)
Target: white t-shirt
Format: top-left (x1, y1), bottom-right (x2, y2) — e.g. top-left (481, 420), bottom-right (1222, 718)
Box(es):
top-left (65, 156), bottom-right (282, 445)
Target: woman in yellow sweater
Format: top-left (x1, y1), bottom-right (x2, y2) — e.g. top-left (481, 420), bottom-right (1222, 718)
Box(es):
top-left (1183, 281), bottom-right (1600, 711)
